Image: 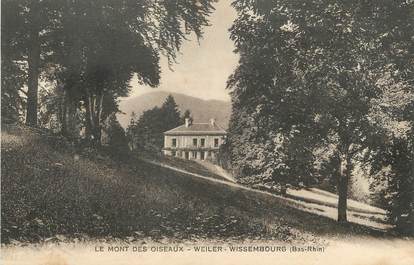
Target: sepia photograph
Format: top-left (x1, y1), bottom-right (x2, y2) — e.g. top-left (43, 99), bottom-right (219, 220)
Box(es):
top-left (1, 0), bottom-right (413, 264)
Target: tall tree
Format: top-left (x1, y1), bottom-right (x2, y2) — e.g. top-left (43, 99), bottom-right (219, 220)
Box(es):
top-left (3, 0), bottom-right (215, 139)
top-left (227, 0), bottom-right (413, 223)
top-left (181, 109), bottom-right (193, 124)
top-left (127, 95), bottom-right (181, 152)
top-left (51, 0), bottom-right (215, 143)
top-left (127, 107), bottom-right (164, 152)
top-left (25, 0), bottom-right (41, 126)
top-left (161, 95), bottom-right (181, 129)
top-left (368, 74), bottom-right (414, 234)
top-left (2, 0), bottom-right (62, 126)
top-left (104, 113), bottom-right (130, 161)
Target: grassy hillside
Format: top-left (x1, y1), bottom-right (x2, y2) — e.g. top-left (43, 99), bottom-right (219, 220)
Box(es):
top-left (117, 91), bottom-right (231, 128)
top-left (1, 125), bottom-right (385, 244)
top-left (137, 152), bottom-right (230, 182)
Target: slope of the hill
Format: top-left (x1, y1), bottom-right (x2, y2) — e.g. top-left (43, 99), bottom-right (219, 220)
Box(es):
top-left (117, 91), bottom-right (231, 128)
top-left (1, 124), bottom-right (386, 245)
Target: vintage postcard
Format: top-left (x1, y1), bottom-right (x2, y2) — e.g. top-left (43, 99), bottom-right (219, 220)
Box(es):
top-left (1, 0), bottom-right (413, 264)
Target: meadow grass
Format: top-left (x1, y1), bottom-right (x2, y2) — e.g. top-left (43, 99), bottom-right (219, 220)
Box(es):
top-left (1, 125), bottom-right (386, 244)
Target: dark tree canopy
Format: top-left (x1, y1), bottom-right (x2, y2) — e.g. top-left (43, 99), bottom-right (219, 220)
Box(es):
top-left (127, 95), bottom-right (182, 152)
top-left (225, 0), bottom-right (414, 223)
top-left (181, 109), bottom-right (193, 124)
top-left (2, 0), bottom-right (215, 142)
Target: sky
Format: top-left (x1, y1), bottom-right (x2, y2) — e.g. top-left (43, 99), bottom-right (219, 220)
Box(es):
top-left (125, 1), bottom-right (239, 102)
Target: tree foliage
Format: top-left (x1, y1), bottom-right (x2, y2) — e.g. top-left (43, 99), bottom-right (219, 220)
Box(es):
top-left (1, 58), bottom-right (26, 124)
top-left (226, 0), bottom-right (414, 223)
top-left (127, 95), bottom-right (182, 152)
top-left (1, 0), bottom-right (63, 126)
top-left (368, 74), bottom-right (414, 234)
top-left (103, 113), bottom-right (130, 161)
top-left (2, 0), bottom-right (215, 143)
top-left (181, 109), bottom-right (193, 124)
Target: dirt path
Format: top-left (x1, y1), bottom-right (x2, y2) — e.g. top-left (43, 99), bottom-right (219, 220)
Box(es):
top-left (140, 158), bottom-right (390, 231)
top-left (194, 160), bottom-right (237, 182)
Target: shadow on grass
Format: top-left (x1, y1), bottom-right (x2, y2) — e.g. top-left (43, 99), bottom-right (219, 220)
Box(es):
top-left (1, 124), bottom-right (392, 245)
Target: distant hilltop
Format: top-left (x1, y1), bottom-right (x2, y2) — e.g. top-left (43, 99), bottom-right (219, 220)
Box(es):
top-left (118, 91), bottom-right (232, 129)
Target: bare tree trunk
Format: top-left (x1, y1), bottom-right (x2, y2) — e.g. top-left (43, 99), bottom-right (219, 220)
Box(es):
top-left (85, 88), bottom-right (99, 144)
top-left (25, 2), bottom-right (40, 126)
top-left (62, 90), bottom-right (77, 140)
top-left (84, 95), bottom-right (92, 139)
top-left (61, 91), bottom-right (68, 135)
top-left (93, 92), bottom-right (104, 145)
top-left (67, 96), bottom-right (77, 140)
top-left (337, 152), bottom-right (352, 223)
top-left (84, 87), bottom-right (104, 146)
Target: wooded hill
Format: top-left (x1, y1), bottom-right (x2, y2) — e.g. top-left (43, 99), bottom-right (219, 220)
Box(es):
top-left (118, 91), bottom-right (231, 128)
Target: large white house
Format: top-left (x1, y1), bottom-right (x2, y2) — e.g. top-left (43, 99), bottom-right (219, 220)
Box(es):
top-left (163, 118), bottom-right (226, 160)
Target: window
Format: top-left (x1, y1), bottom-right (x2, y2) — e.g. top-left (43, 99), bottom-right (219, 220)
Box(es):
top-left (192, 151), bottom-right (197, 158)
top-left (214, 138), bottom-right (219, 147)
top-left (172, 151), bottom-right (176, 156)
top-left (200, 138), bottom-right (205, 147)
top-left (172, 138), bottom-right (177, 147)
top-left (193, 138), bottom-right (197, 147)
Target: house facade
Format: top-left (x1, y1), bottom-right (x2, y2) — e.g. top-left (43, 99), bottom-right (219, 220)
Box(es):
top-left (163, 118), bottom-right (226, 160)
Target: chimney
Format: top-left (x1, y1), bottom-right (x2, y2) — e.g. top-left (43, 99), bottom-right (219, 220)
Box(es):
top-left (210, 118), bottom-right (216, 126)
top-left (185, 118), bottom-right (191, 127)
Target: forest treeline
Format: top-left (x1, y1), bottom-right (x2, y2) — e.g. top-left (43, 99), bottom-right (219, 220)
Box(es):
top-left (219, 0), bottom-right (413, 234)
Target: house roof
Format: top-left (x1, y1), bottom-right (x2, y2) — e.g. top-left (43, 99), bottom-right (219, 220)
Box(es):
top-left (164, 122), bottom-right (227, 135)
